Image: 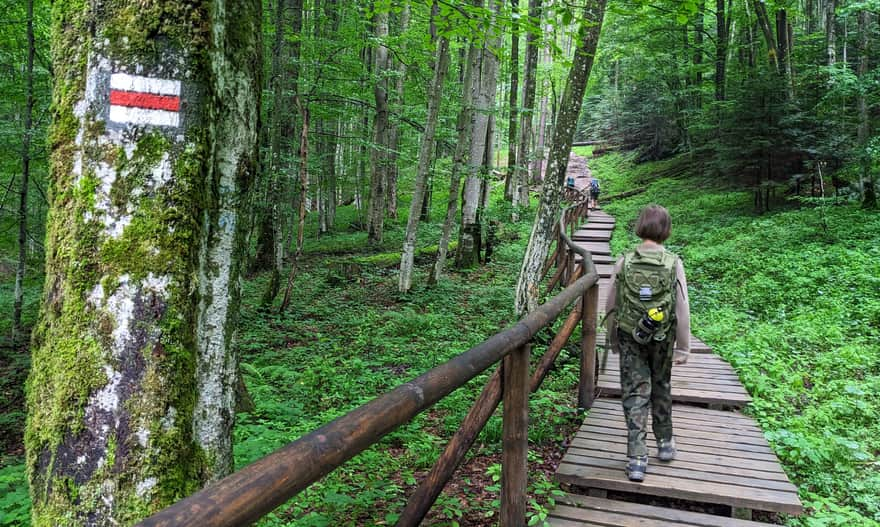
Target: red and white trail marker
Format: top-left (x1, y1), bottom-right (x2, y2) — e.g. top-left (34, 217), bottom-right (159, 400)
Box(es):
top-left (109, 73), bottom-right (181, 127)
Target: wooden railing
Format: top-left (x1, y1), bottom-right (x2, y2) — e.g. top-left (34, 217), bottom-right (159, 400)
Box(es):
top-left (136, 197), bottom-right (598, 527)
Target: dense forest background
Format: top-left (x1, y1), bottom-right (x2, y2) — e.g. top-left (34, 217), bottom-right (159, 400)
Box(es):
top-left (0, 0), bottom-right (878, 525)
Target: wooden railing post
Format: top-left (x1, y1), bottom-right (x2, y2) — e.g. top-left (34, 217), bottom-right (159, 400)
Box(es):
top-left (501, 343), bottom-right (530, 527)
top-left (578, 282), bottom-right (599, 409)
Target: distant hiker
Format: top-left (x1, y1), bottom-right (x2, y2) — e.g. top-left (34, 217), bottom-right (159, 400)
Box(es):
top-left (604, 204), bottom-right (690, 483)
top-left (589, 179), bottom-right (600, 209)
top-left (566, 175), bottom-right (575, 188)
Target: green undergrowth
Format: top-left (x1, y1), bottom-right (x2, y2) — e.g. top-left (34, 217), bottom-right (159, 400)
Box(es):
top-left (234, 192), bottom-right (582, 526)
top-left (592, 151), bottom-right (880, 526)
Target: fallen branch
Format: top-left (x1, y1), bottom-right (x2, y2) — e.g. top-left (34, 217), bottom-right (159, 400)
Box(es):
top-left (599, 186), bottom-right (646, 202)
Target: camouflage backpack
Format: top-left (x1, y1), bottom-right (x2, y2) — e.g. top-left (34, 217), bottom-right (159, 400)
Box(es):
top-left (615, 248), bottom-right (678, 342)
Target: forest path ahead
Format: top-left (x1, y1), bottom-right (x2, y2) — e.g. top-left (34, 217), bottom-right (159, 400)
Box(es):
top-left (546, 203), bottom-right (803, 526)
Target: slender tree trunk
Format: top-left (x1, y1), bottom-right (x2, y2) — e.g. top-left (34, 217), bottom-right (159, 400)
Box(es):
top-left (515, 0), bottom-right (606, 316)
top-left (261, 0), bottom-right (287, 303)
top-left (694, 0), bottom-right (704, 108)
top-left (776, 10), bottom-right (794, 98)
top-left (280, 102), bottom-right (311, 312)
top-left (753, 0), bottom-right (780, 71)
top-left (386, 0), bottom-right (410, 220)
top-left (458, 0), bottom-right (501, 269)
top-left (26, 0), bottom-right (260, 524)
top-left (13, 0), bottom-right (36, 343)
top-left (399, 37), bottom-right (450, 292)
top-left (430, 42), bottom-right (479, 284)
top-left (715, 0), bottom-right (729, 101)
top-left (858, 11), bottom-right (875, 207)
top-left (513, 0), bottom-right (542, 211)
top-left (367, 6), bottom-right (391, 244)
top-left (826, 0), bottom-right (837, 66)
top-left (505, 0), bottom-right (520, 201)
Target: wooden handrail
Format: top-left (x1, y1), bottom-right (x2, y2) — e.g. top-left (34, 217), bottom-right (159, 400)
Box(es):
top-left (137, 271), bottom-right (598, 527)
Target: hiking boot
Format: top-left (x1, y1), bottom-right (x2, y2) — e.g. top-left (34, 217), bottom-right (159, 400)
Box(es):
top-left (658, 438), bottom-right (677, 461)
top-left (625, 456), bottom-right (648, 482)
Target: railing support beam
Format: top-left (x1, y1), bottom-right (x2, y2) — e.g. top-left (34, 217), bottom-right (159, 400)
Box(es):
top-left (579, 283), bottom-right (599, 409)
top-left (501, 343), bottom-right (530, 527)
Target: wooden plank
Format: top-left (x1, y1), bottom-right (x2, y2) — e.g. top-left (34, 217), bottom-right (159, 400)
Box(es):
top-left (550, 495), bottom-right (779, 527)
top-left (574, 242), bottom-right (612, 255)
top-left (578, 425), bottom-right (775, 454)
top-left (585, 409), bottom-right (765, 437)
top-left (568, 439), bottom-right (784, 472)
top-left (562, 448), bottom-right (791, 483)
top-left (590, 399), bottom-right (758, 425)
top-left (556, 464), bottom-right (803, 515)
top-left (560, 452), bottom-right (796, 492)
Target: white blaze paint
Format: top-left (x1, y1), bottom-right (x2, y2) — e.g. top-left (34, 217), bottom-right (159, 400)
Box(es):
top-left (108, 72), bottom-right (182, 127)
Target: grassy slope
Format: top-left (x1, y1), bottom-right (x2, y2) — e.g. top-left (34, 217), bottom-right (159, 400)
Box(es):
top-left (585, 149), bottom-right (880, 527)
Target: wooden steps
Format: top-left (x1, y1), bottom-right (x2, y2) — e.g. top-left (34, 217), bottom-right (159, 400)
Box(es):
top-left (556, 400), bottom-right (802, 516)
top-left (597, 353), bottom-right (752, 407)
top-left (548, 199), bottom-right (802, 525)
top-left (550, 495), bottom-right (781, 526)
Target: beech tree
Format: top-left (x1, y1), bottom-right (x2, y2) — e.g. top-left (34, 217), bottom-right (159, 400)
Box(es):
top-left (25, 1), bottom-right (260, 524)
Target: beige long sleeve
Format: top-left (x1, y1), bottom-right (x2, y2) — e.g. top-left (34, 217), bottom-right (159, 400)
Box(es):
top-left (605, 248), bottom-right (691, 361)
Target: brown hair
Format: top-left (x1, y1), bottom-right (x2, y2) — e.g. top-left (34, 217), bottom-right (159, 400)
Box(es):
top-left (635, 204), bottom-right (671, 243)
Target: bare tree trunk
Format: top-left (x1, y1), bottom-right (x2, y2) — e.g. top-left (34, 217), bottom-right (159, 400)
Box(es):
top-left (858, 10), bottom-right (875, 207)
top-left (430, 42), bottom-right (480, 284)
top-left (280, 102), bottom-right (311, 312)
top-left (458, 0), bottom-right (501, 269)
top-left (513, 0), bottom-right (542, 211)
top-left (261, 0), bottom-right (287, 303)
top-left (386, 0), bottom-right (410, 220)
top-left (715, 0), bottom-right (730, 101)
top-left (776, 9), bottom-right (794, 98)
top-left (694, 0), bottom-right (704, 108)
top-left (26, 0), bottom-right (260, 523)
top-left (505, 0), bottom-right (520, 201)
top-left (367, 5), bottom-right (391, 244)
top-left (515, 0), bottom-right (606, 316)
top-left (399, 37), bottom-right (450, 292)
top-left (826, 0), bottom-right (837, 66)
top-left (13, 0), bottom-right (35, 343)
top-left (753, 0), bottom-right (780, 71)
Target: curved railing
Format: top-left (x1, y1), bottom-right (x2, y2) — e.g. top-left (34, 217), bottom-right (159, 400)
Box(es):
top-left (136, 200), bottom-right (600, 527)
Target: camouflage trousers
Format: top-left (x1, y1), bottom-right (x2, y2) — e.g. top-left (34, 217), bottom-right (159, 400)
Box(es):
top-left (617, 329), bottom-right (674, 457)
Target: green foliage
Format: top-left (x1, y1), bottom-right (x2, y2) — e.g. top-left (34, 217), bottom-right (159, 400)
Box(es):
top-left (596, 152), bottom-right (880, 526)
top-left (0, 463), bottom-right (29, 527)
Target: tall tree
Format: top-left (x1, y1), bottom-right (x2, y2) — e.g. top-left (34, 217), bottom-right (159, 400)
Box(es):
top-left (367, 4), bottom-right (392, 244)
top-left (399, 34), bottom-right (450, 292)
top-left (515, 0), bottom-right (607, 316)
top-left (715, 0), bottom-right (731, 101)
top-left (13, 0), bottom-right (36, 342)
top-left (513, 0), bottom-right (542, 211)
top-left (386, 0), bottom-right (411, 220)
top-left (857, 10), bottom-right (875, 207)
top-left (458, 0), bottom-right (502, 268)
top-left (25, 1), bottom-right (260, 524)
top-left (505, 0), bottom-right (521, 201)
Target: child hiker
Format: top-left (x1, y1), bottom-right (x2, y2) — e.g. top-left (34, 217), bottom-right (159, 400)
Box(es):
top-left (604, 204), bottom-right (690, 482)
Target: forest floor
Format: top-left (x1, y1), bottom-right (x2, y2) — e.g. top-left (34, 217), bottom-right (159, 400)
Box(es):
top-left (3, 150), bottom-right (880, 526)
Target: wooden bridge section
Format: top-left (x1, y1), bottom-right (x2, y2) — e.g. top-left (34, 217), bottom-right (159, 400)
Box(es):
top-left (549, 206), bottom-right (802, 526)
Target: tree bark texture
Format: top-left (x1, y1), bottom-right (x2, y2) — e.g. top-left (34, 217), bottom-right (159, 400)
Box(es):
top-left (367, 6), bottom-right (391, 244)
top-left (26, 1), bottom-right (260, 525)
top-left (714, 0), bottom-right (730, 101)
top-left (513, 0), bottom-right (542, 210)
top-left (514, 0), bottom-right (606, 316)
top-left (13, 0), bottom-right (36, 342)
top-left (386, 0), bottom-right (410, 220)
top-left (505, 0), bottom-right (520, 201)
top-left (826, 0), bottom-right (837, 66)
top-left (430, 40), bottom-right (479, 284)
top-left (858, 11), bottom-right (875, 207)
top-left (399, 37), bottom-right (450, 293)
top-left (458, 3), bottom-right (501, 269)
top-left (693, 0), bottom-right (704, 109)
top-left (753, 0), bottom-right (780, 71)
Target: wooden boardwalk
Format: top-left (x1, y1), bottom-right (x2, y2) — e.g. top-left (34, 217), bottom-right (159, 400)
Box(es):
top-left (549, 198), bottom-right (802, 525)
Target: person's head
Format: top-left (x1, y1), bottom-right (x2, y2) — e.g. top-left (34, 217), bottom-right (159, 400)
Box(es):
top-left (635, 204), bottom-right (671, 243)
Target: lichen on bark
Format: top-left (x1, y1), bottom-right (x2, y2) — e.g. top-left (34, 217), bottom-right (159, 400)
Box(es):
top-left (26, 1), bottom-right (260, 525)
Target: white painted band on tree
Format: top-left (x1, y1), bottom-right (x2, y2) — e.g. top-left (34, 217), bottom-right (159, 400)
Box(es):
top-left (110, 72), bottom-right (181, 96)
top-left (108, 106), bottom-right (180, 127)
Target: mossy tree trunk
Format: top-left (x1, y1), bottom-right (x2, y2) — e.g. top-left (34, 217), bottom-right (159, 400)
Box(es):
top-left (515, 0), bottom-right (606, 316)
top-left (25, 1), bottom-right (260, 525)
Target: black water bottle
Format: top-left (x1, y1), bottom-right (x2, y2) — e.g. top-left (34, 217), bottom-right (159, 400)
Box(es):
top-left (632, 307), bottom-right (664, 345)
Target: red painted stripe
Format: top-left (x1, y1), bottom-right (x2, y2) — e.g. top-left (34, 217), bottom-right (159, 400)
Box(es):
top-left (110, 90), bottom-right (180, 112)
